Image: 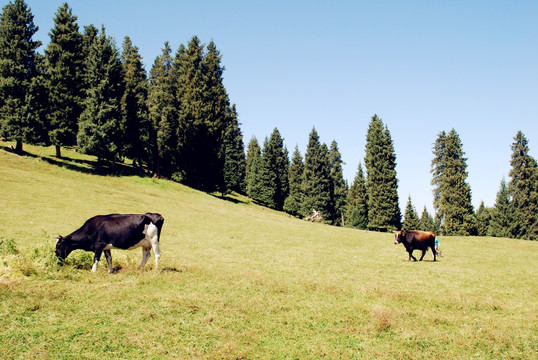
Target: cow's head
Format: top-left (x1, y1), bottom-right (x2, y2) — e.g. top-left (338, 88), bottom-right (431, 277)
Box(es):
top-left (55, 235), bottom-right (72, 263)
top-left (394, 231), bottom-right (405, 245)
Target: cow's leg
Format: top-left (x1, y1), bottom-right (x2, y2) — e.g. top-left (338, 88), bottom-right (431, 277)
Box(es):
top-left (419, 249), bottom-right (426, 261)
top-left (408, 250), bottom-right (417, 261)
top-left (92, 244), bottom-right (105, 272)
top-left (145, 223), bottom-right (161, 270)
top-left (152, 241), bottom-right (161, 269)
top-left (104, 250), bottom-right (113, 273)
top-left (431, 246), bottom-right (437, 261)
top-left (138, 248), bottom-right (151, 269)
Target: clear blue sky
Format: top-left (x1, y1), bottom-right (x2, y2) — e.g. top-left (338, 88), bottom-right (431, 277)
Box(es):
top-left (6, 0), bottom-right (538, 214)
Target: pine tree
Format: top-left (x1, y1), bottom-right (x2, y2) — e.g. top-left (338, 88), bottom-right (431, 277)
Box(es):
top-left (77, 26), bottom-right (125, 163)
top-left (245, 136), bottom-right (263, 200)
top-left (254, 137), bottom-right (279, 207)
top-left (301, 128), bottom-right (332, 219)
top-left (260, 128), bottom-right (289, 210)
top-left (364, 115), bottom-right (401, 232)
top-left (329, 140), bottom-right (348, 225)
top-left (508, 131), bottom-right (538, 240)
top-left (44, 3), bottom-right (84, 158)
top-left (0, 0), bottom-right (41, 154)
top-left (346, 163), bottom-right (368, 229)
top-left (487, 178), bottom-right (516, 238)
top-left (120, 36), bottom-right (151, 167)
top-left (475, 201), bottom-right (492, 237)
top-left (419, 206), bottom-right (436, 233)
top-left (176, 37), bottom-right (228, 191)
top-left (148, 42), bottom-right (177, 177)
top-left (431, 129), bottom-right (475, 235)
top-left (402, 196), bottom-right (420, 231)
top-left (222, 104), bottom-right (246, 193)
top-left (284, 145), bottom-right (304, 217)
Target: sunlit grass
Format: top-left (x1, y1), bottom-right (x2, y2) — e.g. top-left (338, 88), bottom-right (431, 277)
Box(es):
top-left (0, 141), bottom-right (536, 359)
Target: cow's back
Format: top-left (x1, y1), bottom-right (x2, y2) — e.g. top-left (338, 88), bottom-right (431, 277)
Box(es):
top-left (406, 230), bottom-right (435, 248)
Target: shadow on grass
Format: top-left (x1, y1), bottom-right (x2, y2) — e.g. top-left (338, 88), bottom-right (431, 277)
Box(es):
top-left (2, 145), bottom-right (148, 178)
top-left (210, 193), bottom-right (249, 205)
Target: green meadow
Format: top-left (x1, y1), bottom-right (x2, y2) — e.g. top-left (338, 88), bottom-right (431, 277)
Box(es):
top-left (0, 142), bottom-right (536, 359)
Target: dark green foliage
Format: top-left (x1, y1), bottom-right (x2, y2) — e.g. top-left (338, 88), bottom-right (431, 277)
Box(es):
top-left (475, 201), bottom-right (492, 237)
top-left (487, 178), bottom-right (517, 238)
top-left (259, 128), bottom-right (289, 209)
top-left (120, 36), bottom-right (151, 167)
top-left (0, 0), bottom-right (41, 153)
top-left (284, 146), bottom-right (304, 217)
top-left (223, 104), bottom-right (246, 193)
top-left (431, 129), bottom-right (475, 235)
top-left (301, 128), bottom-right (332, 219)
top-left (148, 42), bottom-right (177, 177)
top-left (329, 140), bottom-right (348, 225)
top-left (245, 136), bottom-right (263, 200)
top-left (402, 196), bottom-right (420, 231)
top-left (364, 115), bottom-right (401, 232)
top-left (346, 163), bottom-right (368, 229)
top-left (176, 37), bottom-right (228, 191)
top-left (508, 131), bottom-right (538, 240)
top-left (77, 26), bottom-right (125, 163)
top-left (44, 3), bottom-right (84, 158)
top-left (419, 206), bottom-right (436, 233)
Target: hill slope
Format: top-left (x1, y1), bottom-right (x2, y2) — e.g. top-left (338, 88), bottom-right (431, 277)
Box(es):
top-left (0, 143), bottom-right (536, 359)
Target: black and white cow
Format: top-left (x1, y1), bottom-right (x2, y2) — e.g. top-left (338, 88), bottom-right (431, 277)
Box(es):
top-left (56, 213), bottom-right (164, 273)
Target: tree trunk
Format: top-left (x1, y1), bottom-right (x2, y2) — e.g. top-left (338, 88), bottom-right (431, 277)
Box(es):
top-left (55, 145), bottom-right (62, 158)
top-left (15, 139), bottom-right (23, 154)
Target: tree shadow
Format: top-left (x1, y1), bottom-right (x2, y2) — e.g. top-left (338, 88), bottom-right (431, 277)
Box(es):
top-left (2, 145), bottom-right (148, 178)
top-left (211, 193), bottom-right (249, 204)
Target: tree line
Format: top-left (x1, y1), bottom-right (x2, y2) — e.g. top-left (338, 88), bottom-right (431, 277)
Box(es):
top-left (1, 1), bottom-right (536, 240)
top-left (0, 1), bottom-right (244, 192)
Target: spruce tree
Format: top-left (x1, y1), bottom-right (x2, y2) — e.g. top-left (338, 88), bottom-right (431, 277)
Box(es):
top-left (77, 26), bottom-right (124, 163)
top-left (329, 140), bottom-right (348, 225)
top-left (44, 3), bottom-right (84, 158)
top-left (419, 206), bottom-right (436, 233)
top-left (222, 104), bottom-right (246, 193)
top-left (120, 36), bottom-right (151, 167)
top-left (0, 0), bottom-right (41, 154)
top-left (260, 128), bottom-right (289, 210)
top-left (431, 129), bottom-right (475, 235)
top-left (254, 137), bottom-right (279, 207)
top-left (301, 128), bottom-right (332, 219)
top-left (346, 163), bottom-right (368, 229)
top-left (245, 136), bottom-right (263, 200)
top-left (176, 37), bottom-right (228, 191)
top-left (475, 201), bottom-right (492, 237)
top-left (148, 42), bottom-right (177, 177)
top-left (402, 196), bottom-right (420, 231)
top-left (364, 115), bottom-right (401, 231)
top-left (508, 131), bottom-right (538, 240)
top-left (284, 145), bottom-right (304, 217)
top-left (487, 178), bottom-right (516, 238)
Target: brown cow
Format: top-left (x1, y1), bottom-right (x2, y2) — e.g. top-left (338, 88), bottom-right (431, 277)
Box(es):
top-left (394, 230), bottom-right (437, 261)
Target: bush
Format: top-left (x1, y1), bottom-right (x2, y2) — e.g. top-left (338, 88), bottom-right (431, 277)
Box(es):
top-left (0, 238), bottom-right (19, 255)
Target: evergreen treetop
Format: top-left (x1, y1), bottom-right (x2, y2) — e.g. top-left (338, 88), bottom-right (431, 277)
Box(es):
top-left (44, 2), bottom-right (84, 157)
top-left (0, 0), bottom-right (41, 153)
top-left (346, 162), bottom-right (368, 229)
top-left (508, 131), bottom-right (538, 240)
top-left (402, 195), bottom-right (420, 231)
top-left (364, 115), bottom-right (401, 232)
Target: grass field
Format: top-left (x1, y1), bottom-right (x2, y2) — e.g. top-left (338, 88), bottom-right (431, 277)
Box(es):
top-left (0, 142), bottom-right (537, 359)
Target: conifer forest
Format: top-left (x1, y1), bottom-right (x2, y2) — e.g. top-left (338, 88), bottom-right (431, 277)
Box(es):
top-left (1, 1), bottom-right (536, 240)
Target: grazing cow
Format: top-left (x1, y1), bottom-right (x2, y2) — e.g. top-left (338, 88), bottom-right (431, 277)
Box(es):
top-left (394, 230), bottom-right (437, 262)
top-left (56, 213), bottom-right (164, 273)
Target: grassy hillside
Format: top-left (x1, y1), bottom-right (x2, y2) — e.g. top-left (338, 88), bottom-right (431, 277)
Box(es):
top-left (0, 142), bottom-right (536, 359)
